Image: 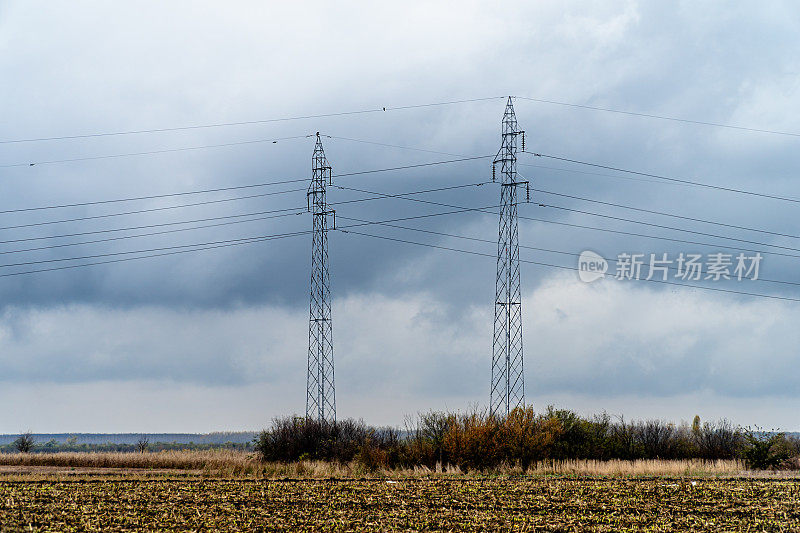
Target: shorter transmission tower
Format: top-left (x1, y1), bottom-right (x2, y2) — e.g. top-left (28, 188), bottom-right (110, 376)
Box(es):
top-left (306, 133), bottom-right (336, 422)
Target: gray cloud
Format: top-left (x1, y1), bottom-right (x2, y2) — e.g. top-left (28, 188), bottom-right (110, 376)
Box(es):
top-left (1, 1), bottom-right (799, 429)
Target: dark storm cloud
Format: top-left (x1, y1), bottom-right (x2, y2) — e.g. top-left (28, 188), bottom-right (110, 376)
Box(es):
top-left (1, 1), bottom-right (800, 430)
top-left (1, 1), bottom-right (798, 312)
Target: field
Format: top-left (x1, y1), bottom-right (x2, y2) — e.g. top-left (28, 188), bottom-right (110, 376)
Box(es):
top-left (1, 452), bottom-right (799, 530)
top-left (2, 477), bottom-right (800, 531)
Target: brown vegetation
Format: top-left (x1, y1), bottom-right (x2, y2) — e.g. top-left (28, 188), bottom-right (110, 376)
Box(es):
top-left (2, 451), bottom-right (800, 480)
top-left (0, 450), bottom-right (259, 476)
top-left (255, 407), bottom-right (799, 472)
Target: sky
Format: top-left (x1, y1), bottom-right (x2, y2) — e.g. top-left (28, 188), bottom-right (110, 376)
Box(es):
top-left (1, 1), bottom-right (800, 432)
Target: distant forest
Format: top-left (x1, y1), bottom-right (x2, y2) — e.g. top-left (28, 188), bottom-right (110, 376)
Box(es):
top-left (0, 432), bottom-right (257, 453)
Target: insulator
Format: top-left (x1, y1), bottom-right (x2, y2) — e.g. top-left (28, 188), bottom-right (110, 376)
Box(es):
top-left (521, 132), bottom-right (525, 151)
top-left (492, 164), bottom-right (496, 182)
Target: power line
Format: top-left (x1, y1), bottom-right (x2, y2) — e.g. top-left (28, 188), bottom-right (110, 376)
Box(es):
top-left (334, 181), bottom-right (489, 209)
top-left (342, 181), bottom-right (800, 260)
top-left (328, 135), bottom-right (798, 212)
top-left (0, 154), bottom-right (491, 216)
top-left (0, 230), bottom-right (313, 279)
top-left (0, 134), bottom-right (311, 168)
top-left (340, 181), bottom-right (798, 255)
top-left (3, 207), bottom-right (794, 302)
top-left (1, 97), bottom-right (504, 145)
top-left (0, 183), bottom-right (489, 260)
top-left (543, 203), bottom-right (800, 254)
top-left (527, 152), bottom-right (800, 205)
top-left (326, 135), bottom-right (693, 190)
top-left (337, 215), bottom-right (800, 288)
top-left (0, 181), bottom-right (485, 249)
top-left (324, 134), bottom-right (724, 199)
top-left (534, 188), bottom-right (800, 240)
top-left (334, 184), bottom-right (492, 216)
top-left (338, 205), bottom-right (500, 230)
top-left (341, 229), bottom-right (800, 303)
top-left (334, 155), bottom-right (492, 178)
top-left (0, 203), bottom-right (497, 278)
top-left (0, 188), bottom-right (305, 232)
top-left (514, 96), bottom-right (800, 138)
top-left (522, 162), bottom-right (693, 187)
top-left (521, 213), bottom-right (800, 260)
top-left (1, 153), bottom-right (794, 286)
top-left (0, 232), bottom-right (308, 269)
top-left (0, 183), bottom-right (794, 297)
top-left (0, 208), bottom-right (306, 245)
top-left (327, 134), bottom-right (722, 194)
top-left (1, 203), bottom-right (492, 256)
top-left (0, 178), bottom-right (308, 215)
top-left (0, 211), bottom-right (305, 256)
top-left (324, 135), bottom-right (464, 158)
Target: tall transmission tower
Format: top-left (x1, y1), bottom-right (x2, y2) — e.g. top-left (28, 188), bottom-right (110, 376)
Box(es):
top-left (490, 97), bottom-right (528, 417)
top-left (306, 132), bottom-right (336, 422)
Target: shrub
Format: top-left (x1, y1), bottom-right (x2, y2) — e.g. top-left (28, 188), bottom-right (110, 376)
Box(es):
top-left (694, 419), bottom-right (743, 460)
top-left (255, 417), bottom-right (388, 464)
top-left (419, 411), bottom-right (452, 466)
top-left (13, 431), bottom-right (35, 453)
top-left (742, 428), bottom-right (793, 470)
top-left (254, 409), bottom-right (789, 471)
top-left (607, 416), bottom-right (640, 460)
top-left (636, 420), bottom-right (677, 459)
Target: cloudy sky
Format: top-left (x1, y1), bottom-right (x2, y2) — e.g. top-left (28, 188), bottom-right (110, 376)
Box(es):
top-left (1, 1), bottom-right (800, 432)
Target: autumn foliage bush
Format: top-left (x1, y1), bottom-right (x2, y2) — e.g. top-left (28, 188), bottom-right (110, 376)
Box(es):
top-left (255, 407), bottom-right (798, 471)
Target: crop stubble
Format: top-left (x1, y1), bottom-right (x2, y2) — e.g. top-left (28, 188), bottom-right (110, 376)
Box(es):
top-left (1, 477), bottom-right (799, 531)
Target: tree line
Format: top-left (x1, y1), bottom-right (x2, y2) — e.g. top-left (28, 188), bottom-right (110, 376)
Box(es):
top-left (255, 407), bottom-right (800, 471)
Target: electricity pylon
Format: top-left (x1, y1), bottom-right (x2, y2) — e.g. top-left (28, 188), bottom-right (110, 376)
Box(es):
top-left (490, 97), bottom-right (528, 417)
top-left (306, 133), bottom-right (336, 422)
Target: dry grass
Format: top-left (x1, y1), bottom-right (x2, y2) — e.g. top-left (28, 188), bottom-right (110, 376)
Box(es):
top-left (0, 450), bottom-right (259, 476)
top-left (527, 459), bottom-right (744, 476)
top-left (260, 458), bottom-right (800, 479)
top-left (525, 459), bottom-right (800, 478)
top-left (1, 452), bottom-right (797, 479)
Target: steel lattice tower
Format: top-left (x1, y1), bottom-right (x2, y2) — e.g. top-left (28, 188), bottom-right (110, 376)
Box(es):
top-left (490, 97), bottom-right (527, 417)
top-left (306, 133), bottom-right (336, 422)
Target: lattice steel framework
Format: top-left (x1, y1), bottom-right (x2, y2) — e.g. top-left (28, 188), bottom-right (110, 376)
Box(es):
top-left (490, 97), bottom-right (528, 416)
top-left (306, 133), bottom-right (336, 422)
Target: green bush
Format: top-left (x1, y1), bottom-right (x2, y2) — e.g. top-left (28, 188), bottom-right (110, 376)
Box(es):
top-left (13, 432), bottom-right (35, 453)
top-left (742, 429), bottom-right (794, 470)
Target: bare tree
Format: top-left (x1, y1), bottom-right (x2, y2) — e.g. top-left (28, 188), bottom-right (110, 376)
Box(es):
top-left (135, 435), bottom-right (149, 453)
top-left (14, 431), bottom-right (35, 453)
